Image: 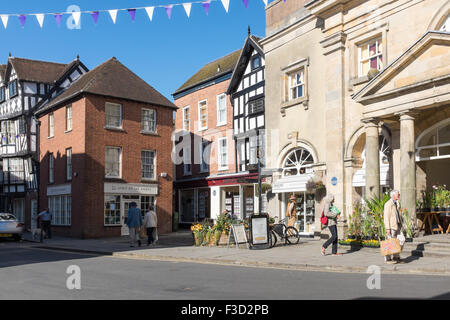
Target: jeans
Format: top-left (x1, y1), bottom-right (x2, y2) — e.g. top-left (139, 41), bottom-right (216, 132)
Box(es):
top-left (129, 227), bottom-right (140, 246)
top-left (146, 227), bottom-right (155, 244)
top-left (41, 221), bottom-right (52, 240)
top-left (323, 225), bottom-right (338, 254)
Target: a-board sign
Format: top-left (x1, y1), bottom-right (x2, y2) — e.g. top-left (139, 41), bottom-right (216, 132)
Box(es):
top-left (227, 224), bottom-right (249, 249)
top-left (249, 214), bottom-right (270, 250)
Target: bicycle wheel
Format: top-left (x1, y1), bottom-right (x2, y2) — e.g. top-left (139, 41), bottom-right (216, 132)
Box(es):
top-left (269, 230), bottom-right (277, 248)
top-left (285, 226), bottom-right (300, 244)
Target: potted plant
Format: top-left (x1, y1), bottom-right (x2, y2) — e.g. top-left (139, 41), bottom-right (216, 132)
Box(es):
top-left (401, 208), bottom-right (414, 242)
top-left (190, 223), bottom-right (203, 246)
top-left (421, 190), bottom-right (432, 213)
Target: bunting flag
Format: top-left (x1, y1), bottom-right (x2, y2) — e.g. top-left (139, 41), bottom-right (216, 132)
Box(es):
top-left (91, 11), bottom-right (99, 24)
top-left (145, 7), bottom-right (154, 21)
top-left (128, 9), bottom-right (136, 21)
top-left (72, 11), bottom-right (81, 25)
top-left (35, 14), bottom-right (45, 28)
top-left (108, 9), bottom-right (118, 24)
top-left (54, 14), bottom-right (62, 27)
top-left (0, 0), bottom-right (269, 29)
top-left (221, 0), bottom-right (230, 12)
top-left (164, 5), bottom-right (173, 19)
top-left (1, 15), bottom-right (9, 29)
top-left (202, 1), bottom-right (211, 15)
top-left (182, 3), bottom-right (192, 18)
top-left (19, 15), bottom-right (26, 28)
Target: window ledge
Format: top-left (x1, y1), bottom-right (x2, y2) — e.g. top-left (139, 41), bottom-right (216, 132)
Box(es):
top-left (349, 75), bottom-right (370, 87)
top-left (104, 126), bottom-right (125, 132)
top-left (48, 136), bottom-right (54, 139)
top-left (281, 96), bottom-right (309, 113)
top-left (141, 178), bottom-right (158, 183)
top-left (140, 131), bottom-right (159, 136)
top-left (64, 130), bottom-right (72, 134)
top-left (218, 167), bottom-right (229, 171)
top-left (216, 123), bottom-right (227, 128)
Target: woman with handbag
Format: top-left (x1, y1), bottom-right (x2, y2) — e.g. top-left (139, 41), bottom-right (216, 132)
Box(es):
top-left (383, 190), bottom-right (403, 264)
top-left (286, 194), bottom-right (297, 227)
top-left (321, 194), bottom-right (342, 256)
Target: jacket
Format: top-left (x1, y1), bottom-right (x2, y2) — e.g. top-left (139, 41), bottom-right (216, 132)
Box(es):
top-left (143, 211), bottom-right (157, 228)
top-left (324, 202), bottom-right (339, 226)
top-left (384, 199), bottom-right (402, 232)
top-left (126, 207), bottom-right (143, 228)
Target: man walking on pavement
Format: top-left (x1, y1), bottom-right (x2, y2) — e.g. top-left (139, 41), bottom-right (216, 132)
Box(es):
top-left (38, 208), bottom-right (52, 242)
top-left (126, 202), bottom-right (143, 247)
top-left (383, 190), bottom-right (403, 264)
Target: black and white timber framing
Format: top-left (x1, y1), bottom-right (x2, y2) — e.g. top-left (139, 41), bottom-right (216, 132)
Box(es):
top-left (0, 56), bottom-right (88, 213)
top-left (227, 34), bottom-right (266, 172)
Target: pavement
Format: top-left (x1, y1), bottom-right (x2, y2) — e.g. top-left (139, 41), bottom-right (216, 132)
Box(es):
top-left (20, 229), bottom-right (450, 276)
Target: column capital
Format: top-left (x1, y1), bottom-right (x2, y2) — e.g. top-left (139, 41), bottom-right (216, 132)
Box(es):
top-left (361, 117), bottom-right (380, 128)
top-left (395, 110), bottom-right (418, 121)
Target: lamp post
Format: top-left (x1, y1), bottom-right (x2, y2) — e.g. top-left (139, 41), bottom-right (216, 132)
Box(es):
top-left (257, 146), bottom-right (263, 215)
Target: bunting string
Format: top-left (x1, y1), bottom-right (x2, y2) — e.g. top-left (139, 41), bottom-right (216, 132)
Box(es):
top-left (0, 0), bottom-right (273, 28)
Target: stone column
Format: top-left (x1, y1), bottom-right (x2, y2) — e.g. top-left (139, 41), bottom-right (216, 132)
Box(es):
top-left (363, 119), bottom-right (380, 200)
top-left (399, 112), bottom-right (416, 223)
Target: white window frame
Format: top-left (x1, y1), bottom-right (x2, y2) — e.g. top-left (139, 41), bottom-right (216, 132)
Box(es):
top-left (183, 146), bottom-right (192, 175)
top-left (440, 15), bottom-right (450, 31)
top-left (198, 100), bottom-right (208, 131)
top-left (358, 37), bottom-right (383, 77)
top-left (48, 113), bottom-right (54, 138)
top-left (216, 94), bottom-right (227, 127)
top-left (199, 140), bottom-right (209, 173)
top-left (66, 148), bottom-right (72, 181)
top-left (141, 150), bottom-right (156, 180)
top-left (66, 105), bottom-right (72, 132)
top-left (105, 102), bottom-right (122, 129)
top-left (141, 108), bottom-right (157, 133)
top-left (105, 146), bottom-right (122, 178)
top-left (49, 195), bottom-right (71, 226)
top-left (182, 106), bottom-right (190, 131)
top-left (288, 69), bottom-right (305, 101)
top-left (49, 153), bottom-right (54, 184)
top-left (218, 137), bottom-right (228, 171)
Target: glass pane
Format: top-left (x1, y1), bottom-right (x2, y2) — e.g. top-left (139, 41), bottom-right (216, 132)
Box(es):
top-left (438, 124), bottom-right (450, 144)
top-left (369, 42), bottom-right (377, 56)
top-left (378, 56), bottom-right (383, 70)
top-left (438, 146), bottom-right (450, 156)
top-left (418, 148), bottom-right (437, 158)
top-left (419, 132), bottom-right (437, 147)
top-left (377, 41), bottom-right (383, 54)
top-left (361, 45), bottom-right (369, 60)
top-left (361, 61), bottom-right (369, 75)
top-left (370, 57), bottom-right (378, 69)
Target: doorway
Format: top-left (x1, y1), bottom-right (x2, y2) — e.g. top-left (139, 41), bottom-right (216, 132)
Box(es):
top-left (121, 196), bottom-right (139, 236)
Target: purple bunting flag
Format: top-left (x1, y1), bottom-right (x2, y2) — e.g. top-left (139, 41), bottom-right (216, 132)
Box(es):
top-left (203, 1), bottom-right (211, 15)
top-left (19, 15), bottom-right (26, 28)
top-left (243, 0), bottom-right (249, 9)
top-left (165, 5), bottom-right (173, 19)
top-left (54, 14), bottom-right (62, 27)
top-left (91, 11), bottom-right (99, 24)
top-left (128, 9), bottom-right (136, 21)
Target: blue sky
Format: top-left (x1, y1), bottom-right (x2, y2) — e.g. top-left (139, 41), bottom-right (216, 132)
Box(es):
top-left (0, 0), bottom-right (268, 101)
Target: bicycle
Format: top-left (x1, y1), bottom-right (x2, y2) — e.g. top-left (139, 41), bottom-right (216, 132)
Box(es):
top-left (269, 218), bottom-right (300, 247)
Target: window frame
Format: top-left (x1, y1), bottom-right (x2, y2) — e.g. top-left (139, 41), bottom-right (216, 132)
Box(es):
top-left (218, 137), bottom-right (228, 171)
top-left (8, 80), bottom-right (18, 98)
top-left (48, 113), bottom-right (54, 138)
top-left (199, 140), bottom-right (210, 173)
top-left (105, 146), bottom-right (122, 179)
top-left (182, 106), bottom-right (190, 131)
top-left (65, 105), bottom-right (72, 132)
top-left (281, 57), bottom-right (309, 110)
top-left (66, 147), bottom-right (72, 181)
top-left (357, 36), bottom-right (383, 77)
top-left (141, 108), bottom-right (157, 134)
top-left (183, 145), bottom-right (192, 176)
top-left (141, 149), bottom-right (156, 181)
top-left (288, 69), bottom-right (305, 101)
top-left (198, 100), bottom-right (208, 131)
top-left (216, 94), bottom-right (227, 127)
top-left (251, 55), bottom-right (261, 70)
top-left (49, 153), bottom-right (54, 184)
top-left (49, 195), bottom-right (72, 226)
top-left (105, 102), bottom-right (123, 129)
top-left (0, 86), bottom-right (5, 103)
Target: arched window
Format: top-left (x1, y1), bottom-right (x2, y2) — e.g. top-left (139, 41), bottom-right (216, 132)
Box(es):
top-left (416, 119), bottom-right (450, 161)
top-left (282, 147), bottom-right (315, 177)
top-left (439, 15), bottom-right (450, 31)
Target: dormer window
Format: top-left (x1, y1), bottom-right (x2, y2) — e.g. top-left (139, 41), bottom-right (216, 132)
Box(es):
top-left (8, 80), bottom-right (18, 98)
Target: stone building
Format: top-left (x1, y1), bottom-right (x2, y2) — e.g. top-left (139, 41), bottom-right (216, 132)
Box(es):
top-left (261, 0), bottom-right (450, 237)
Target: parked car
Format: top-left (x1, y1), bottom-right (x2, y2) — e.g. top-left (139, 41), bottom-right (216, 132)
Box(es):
top-left (0, 213), bottom-right (24, 241)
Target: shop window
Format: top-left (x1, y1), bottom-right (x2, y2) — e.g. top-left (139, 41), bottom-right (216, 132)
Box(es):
top-left (49, 195), bottom-right (71, 226)
top-left (104, 195), bottom-right (121, 225)
top-left (140, 196), bottom-right (156, 215)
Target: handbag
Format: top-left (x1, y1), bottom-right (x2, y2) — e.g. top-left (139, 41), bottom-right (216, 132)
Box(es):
top-left (139, 227), bottom-right (147, 239)
top-left (380, 238), bottom-right (401, 256)
top-left (320, 209), bottom-right (328, 226)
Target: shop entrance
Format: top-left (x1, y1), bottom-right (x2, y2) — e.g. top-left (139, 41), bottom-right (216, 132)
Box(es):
top-left (121, 195), bottom-right (140, 236)
top-left (283, 192), bottom-right (315, 236)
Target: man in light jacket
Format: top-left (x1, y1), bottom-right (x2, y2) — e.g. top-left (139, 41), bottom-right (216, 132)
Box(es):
top-left (143, 206), bottom-right (158, 246)
top-left (126, 202), bottom-right (143, 247)
top-left (383, 190), bottom-right (403, 264)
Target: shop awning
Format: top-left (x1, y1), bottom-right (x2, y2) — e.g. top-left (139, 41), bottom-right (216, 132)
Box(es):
top-left (272, 174), bottom-right (314, 193)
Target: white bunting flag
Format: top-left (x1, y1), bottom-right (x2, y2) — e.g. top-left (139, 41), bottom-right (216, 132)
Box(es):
top-left (145, 7), bottom-right (154, 21)
top-left (182, 3), bottom-right (192, 18)
top-left (1, 15), bottom-right (9, 28)
top-left (72, 11), bottom-right (81, 25)
top-left (108, 10), bottom-right (118, 23)
top-left (35, 14), bottom-right (45, 28)
top-left (221, 0), bottom-right (230, 13)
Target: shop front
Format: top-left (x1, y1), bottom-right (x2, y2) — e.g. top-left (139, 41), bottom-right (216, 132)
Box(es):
top-left (104, 183), bottom-right (157, 236)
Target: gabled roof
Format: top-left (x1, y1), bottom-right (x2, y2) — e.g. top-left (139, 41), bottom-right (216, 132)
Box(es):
top-left (172, 49), bottom-right (242, 97)
top-left (8, 57), bottom-right (70, 83)
top-left (36, 57), bottom-right (176, 115)
top-left (0, 64), bottom-right (6, 81)
top-left (227, 35), bottom-right (264, 95)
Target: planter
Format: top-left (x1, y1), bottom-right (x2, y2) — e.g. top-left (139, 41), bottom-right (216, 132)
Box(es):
top-left (193, 232), bottom-right (203, 246)
top-left (214, 230), bottom-right (222, 245)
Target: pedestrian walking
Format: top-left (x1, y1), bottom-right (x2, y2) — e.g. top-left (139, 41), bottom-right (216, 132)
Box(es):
top-left (286, 194), bottom-right (297, 227)
top-left (383, 190), bottom-right (403, 264)
top-left (143, 205), bottom-right (158, 246)
top-left (321, 194), bottom-right (342, 256)
top-left (38, 208), bottom-right (52, 242)
top-left (126, 202), bottom-right (143, 247)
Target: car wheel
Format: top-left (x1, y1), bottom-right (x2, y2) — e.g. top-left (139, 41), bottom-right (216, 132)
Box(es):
top-left (13, 234), bottom-right (22, 242)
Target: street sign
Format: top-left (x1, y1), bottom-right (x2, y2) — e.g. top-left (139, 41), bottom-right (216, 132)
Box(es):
top-left (331, 177), bottom-right (338, 186)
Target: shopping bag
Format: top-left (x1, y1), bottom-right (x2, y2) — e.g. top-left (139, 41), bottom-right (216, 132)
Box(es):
top-left (380, 238), bottom-right (401, 256)
top-left (139, 227), bottom-right (147, 239)
top-left (152, 228), bottom-right (158, 243)
top-left (330, 205), bottom-right (341, 214)
top-left (397, 233), bottom-right (406, 246)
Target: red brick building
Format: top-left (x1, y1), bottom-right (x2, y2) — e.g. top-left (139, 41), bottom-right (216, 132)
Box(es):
top-left (35, 57), bottom-right (176, 238)
top-left (172, 49), bottom-right (261, 225)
